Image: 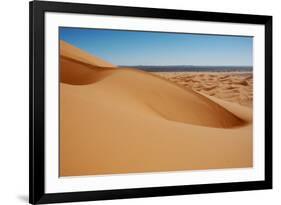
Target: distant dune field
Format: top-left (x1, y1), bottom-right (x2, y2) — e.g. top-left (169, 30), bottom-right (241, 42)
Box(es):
top-left (59, 40), bottom-right (253, 177)
top-left (154, 72), bottom-right (253, 107)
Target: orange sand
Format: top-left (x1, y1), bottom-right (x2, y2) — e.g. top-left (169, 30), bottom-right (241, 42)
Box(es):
top-left (59, 40), bottom-right (253, 176)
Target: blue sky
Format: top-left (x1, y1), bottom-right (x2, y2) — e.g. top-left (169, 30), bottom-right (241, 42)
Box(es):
top-left (60, 27), bottom-right (253, 66)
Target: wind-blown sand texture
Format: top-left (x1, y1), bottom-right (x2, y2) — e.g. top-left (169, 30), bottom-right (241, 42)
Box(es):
top-left (154, 72), bottom-right (253, 107)
top-left (60, 40), bottom-right (253, 176)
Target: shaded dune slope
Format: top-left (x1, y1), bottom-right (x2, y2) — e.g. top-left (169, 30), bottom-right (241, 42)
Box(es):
top-left (60, 56), bottom-right (115, 85)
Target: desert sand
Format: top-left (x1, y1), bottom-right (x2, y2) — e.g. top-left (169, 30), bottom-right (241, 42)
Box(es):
top-left (60, 40), bottom-right (252, 176)
top-left (154, 72), bottom-right (253, 107)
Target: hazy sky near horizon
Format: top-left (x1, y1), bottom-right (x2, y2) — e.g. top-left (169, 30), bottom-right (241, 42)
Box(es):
top-left (60, 27), bottom-right (253, 66)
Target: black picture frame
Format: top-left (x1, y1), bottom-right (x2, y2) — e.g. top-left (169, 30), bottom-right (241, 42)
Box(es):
top-left (29, 0), bottom-right (272, 204)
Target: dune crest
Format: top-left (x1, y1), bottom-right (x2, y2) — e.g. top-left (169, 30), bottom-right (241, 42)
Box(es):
top-left (60, 41), bottom-right (253, 176)
top-left (60, 40), bottom-right (116, 67)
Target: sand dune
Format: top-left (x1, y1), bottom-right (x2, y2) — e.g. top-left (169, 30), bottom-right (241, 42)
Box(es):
top-left (59, 41), bottom-right (253, 176)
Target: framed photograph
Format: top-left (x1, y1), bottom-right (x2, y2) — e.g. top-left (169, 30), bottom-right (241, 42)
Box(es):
top-left (29, 0), bottom-right (272, 204)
